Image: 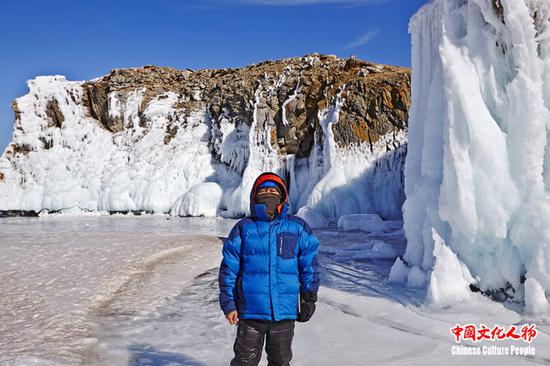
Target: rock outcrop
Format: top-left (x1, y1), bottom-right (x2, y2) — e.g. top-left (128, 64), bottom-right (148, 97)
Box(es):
top-left (0, 54), bottom-right (410, 221)
top-left (79, 54), bottom-right (409, 159)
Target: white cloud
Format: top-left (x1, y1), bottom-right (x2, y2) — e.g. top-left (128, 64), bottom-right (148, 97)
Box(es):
top-left (345, 30), bottom-right (378, 49)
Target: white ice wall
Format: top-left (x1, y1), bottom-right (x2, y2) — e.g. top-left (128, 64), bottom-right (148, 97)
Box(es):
top-left (0, 78), bottom-right (217, 214)
top-left (394, 0), bottom-right (550, 313)
top-left (0, 75), bottom-right (407, 225)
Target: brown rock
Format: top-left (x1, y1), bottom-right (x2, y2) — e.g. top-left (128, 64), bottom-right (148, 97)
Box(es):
top-left (45, 99), bottom-right (65, 128)
top-left (48, 54), bottom-right (409, 169)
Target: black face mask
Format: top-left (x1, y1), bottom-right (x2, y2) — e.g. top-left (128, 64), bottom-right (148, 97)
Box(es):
top-left (255, 193), bottom-right (281, 220)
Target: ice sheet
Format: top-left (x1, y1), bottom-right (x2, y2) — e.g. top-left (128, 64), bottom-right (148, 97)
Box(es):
top-left (2, 216), bottom-right (548, 365)
top-left (0, 215), bottom-right (235, 365)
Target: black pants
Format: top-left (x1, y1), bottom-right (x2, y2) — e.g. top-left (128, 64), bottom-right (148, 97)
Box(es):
top-left (230, 318), bottom-right (295, 366)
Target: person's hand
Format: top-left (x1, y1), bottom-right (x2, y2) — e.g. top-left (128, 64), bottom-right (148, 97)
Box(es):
top-left (297, 301), bottom-right (316, 322)
top-left (225, 310), bottom-right (239, 325)
top-left (297, 292), bottom-right (317, 323)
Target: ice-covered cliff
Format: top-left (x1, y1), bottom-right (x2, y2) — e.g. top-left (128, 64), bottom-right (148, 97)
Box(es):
top-left (0, 54), bottom-right (410, 224)
top-left (391, 0), bottom-right (550, 314)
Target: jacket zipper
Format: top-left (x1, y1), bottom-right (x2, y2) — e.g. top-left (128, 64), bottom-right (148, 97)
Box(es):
top-left (269, 220), bottom-right (274, 320)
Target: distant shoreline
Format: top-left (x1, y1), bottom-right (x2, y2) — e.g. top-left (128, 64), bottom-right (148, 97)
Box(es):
top-left (0, 210), bottom-right (39, 217)
top-left (0, 209), bottom-right (164, 218)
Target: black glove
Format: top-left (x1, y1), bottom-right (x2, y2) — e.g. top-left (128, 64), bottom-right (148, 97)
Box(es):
top-left (297, 291), bottom-right (317, 322)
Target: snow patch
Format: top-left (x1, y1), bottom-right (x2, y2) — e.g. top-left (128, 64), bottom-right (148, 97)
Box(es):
top-left (295, 206), bottom-right (330, 228)
top-left (170, 182), bottom-right (223, 217)
top-left (427, 229), bottom-right (476, 307)
top-left (337, 214), bottom-right (387, 233)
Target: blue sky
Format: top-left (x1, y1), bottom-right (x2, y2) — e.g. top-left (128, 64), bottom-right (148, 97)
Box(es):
top-left (0, 0), bottom-right (427, 153)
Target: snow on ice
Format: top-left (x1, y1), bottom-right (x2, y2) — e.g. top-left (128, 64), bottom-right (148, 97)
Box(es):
top-left (2, 215), bottom-right (548, 365)
top-left (337, 213), bottom-right (388, 233)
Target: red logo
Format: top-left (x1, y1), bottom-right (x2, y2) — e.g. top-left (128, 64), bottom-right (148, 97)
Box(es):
top-left (450, 324), bottom-right (537, 343)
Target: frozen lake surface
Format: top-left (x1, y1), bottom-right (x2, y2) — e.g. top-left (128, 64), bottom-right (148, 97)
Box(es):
top-left (1, 215), bottom-right (549, 365)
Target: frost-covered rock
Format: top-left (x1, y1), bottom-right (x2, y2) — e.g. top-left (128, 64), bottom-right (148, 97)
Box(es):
top-left (398, 0), bottom-right (550, 312)
top-left (170, 182), bottom-right (223, 217)
top-left (389, 257), bottom-right (409, 284)
top-left (360, 241), bottom-right (398, 259)
top-left (0, 55), bottom-right (410, 223)
top-left (332, 240), bottom-right (399, 262)
top-left (296, 206), bottom-right (330, 228)
top-left (337, 214), bottom-right (388, 233)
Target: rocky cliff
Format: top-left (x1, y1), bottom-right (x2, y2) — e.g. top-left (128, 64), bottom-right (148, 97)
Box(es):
top-left (0, 54), bottom-right (410, 223)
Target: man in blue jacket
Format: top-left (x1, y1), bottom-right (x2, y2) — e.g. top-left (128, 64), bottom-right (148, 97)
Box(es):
top-left (218, 171), bottom-right (320, 366)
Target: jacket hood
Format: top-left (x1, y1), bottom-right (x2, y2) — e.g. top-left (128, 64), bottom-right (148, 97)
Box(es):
top-left (249, 172), bottom-right (289, 220)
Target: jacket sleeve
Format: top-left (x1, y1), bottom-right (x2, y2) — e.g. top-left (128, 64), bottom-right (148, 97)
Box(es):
top-left (218, 222), bottom-right (242, 315)
top-left (297, 221), bottom-right (320, 298)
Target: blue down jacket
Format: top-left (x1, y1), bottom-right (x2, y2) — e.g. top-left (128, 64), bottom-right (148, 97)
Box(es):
top-left (218, 172), bottom-right (320, 321)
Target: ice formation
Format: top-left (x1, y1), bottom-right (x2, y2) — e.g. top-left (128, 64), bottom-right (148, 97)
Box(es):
top-left (392, 0), bottom-right (550, 312)
top-left (426, 229), bottom-right (476, 306)
top-left (0, 63), bottom-right (407, 226)
top-left (337, 213), bottom-right (388, 233)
